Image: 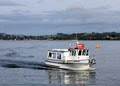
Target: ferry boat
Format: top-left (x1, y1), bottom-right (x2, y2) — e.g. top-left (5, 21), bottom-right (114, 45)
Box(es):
top-left (45, 42), bottom-right (96, 70)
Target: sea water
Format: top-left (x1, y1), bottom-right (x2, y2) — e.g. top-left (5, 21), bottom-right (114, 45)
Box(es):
top-left (0, 40), bottom-right (120, 86)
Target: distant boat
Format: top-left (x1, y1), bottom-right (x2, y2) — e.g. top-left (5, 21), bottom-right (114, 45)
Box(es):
top-left (45, 42), bottom-right (96, 70)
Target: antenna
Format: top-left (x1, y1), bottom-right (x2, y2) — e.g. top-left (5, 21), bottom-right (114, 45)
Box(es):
top-left (76, 33), bottom-right (78, 42)
top-left (69, 42), bottom-right (72, 48)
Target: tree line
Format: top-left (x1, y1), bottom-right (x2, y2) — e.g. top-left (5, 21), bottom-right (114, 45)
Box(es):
top-left (0, 32), bottom-right (120, 40)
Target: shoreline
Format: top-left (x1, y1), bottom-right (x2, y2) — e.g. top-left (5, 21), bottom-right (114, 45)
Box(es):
top-left (1, 32), bottom-right (120, 40)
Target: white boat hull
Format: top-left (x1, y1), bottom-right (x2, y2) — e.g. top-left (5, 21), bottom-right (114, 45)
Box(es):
top-left (45, 61), bottom-right (90, 70)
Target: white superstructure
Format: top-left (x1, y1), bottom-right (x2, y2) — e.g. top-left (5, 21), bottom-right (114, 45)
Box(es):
top-left (45, 42), bottom-right (96, 70)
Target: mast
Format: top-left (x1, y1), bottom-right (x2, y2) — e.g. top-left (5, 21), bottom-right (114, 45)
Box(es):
top-left (76, 33), bottom-right (79, 44)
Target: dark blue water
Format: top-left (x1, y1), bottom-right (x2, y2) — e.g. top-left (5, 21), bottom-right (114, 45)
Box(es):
top-left (0, 40), bottom-right (120, 86)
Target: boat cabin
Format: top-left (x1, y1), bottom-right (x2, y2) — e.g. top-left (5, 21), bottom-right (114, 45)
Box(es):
top-left (47, 48), bottom-right (89, 61)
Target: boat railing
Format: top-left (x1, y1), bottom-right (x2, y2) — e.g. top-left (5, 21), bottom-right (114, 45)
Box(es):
top-left (89, 55), bottom-right (96, 66)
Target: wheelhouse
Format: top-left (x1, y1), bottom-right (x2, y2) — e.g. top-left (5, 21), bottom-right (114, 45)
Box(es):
top-left (69, 49), bottom-right (89, 56)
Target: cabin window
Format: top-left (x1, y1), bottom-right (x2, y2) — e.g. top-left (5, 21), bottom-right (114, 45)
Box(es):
top-left (81, 49), bottom-right (89, 56)
top-left (48, 52), bottom-right (52, 57)
top-left (86, 49), bottom-right (89, 56)
top-left (53, 53), bottom-right (56, 58)
top-left (70, 49), bottom-right (76, 56)
top-left (57, 53), bottom-right (61, 59)
top-left (78, 50), bottom-right (82, 56)
top-left (82, 50), bottom-right (86, 55)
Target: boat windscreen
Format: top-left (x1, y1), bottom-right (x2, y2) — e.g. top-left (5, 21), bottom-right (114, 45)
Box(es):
top-left (78, 50), bottom-right (82, 55)
top-left (70, 49), bottom-right (76, 56)
top-left (82, 49), bottom-right (89, 56)
top-left (86, 49), bottom-right (89, 55)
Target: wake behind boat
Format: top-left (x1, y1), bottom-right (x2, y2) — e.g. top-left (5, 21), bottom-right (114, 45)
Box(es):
top-left (45, 42), bottom-right (96, 70)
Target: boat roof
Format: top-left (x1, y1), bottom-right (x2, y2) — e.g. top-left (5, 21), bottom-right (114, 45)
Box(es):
top-left (48, 48), bottom-right (89, 53)
top-left (48, 49), bottom-right (69, 52)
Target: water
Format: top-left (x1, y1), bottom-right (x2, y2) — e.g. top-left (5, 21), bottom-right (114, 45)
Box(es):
top-left (0, 40), bottom-right (120, 86)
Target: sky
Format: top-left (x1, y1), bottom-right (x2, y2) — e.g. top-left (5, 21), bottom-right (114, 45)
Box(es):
top-left (0, 0), bottom-right (120, 35)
